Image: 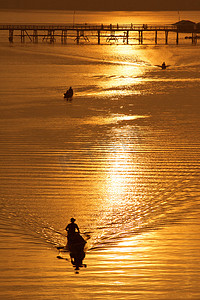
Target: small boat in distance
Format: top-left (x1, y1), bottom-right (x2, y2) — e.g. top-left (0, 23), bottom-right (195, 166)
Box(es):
top-left (64, 86), bottom-right (73, 100)
top-left (156, 62), bottom-right (170, 69)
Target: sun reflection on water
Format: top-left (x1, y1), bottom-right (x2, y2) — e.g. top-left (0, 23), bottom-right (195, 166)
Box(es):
top-left (83, 114), bottom-right (148, 125)
top-left (103, 124), bottom-right (139, 209)
top-left (87, 113), bottom-right (151, 250)
top-left (100, 66), bottom-right (144, 97)
top-left (92, 45), bottom-right (147, 97)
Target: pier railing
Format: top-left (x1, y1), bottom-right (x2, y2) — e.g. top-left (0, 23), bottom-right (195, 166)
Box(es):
top-left (0, 23), bottom-right (178, 31)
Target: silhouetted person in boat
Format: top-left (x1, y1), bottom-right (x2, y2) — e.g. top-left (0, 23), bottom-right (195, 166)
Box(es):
top-left (65, 218), bottom-right (80, 242)
top-left (65, 218), bottom-right (86, 273)
top-left (64, 86), bottom-right (73, 100)
top-left (156, 62), bottom-right (170, 69)
top-left (161, 62), bottom-right (166, 69)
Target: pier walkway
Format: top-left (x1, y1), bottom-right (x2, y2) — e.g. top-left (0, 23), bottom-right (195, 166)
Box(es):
top-left (0, 23), bottom-right (199, 45)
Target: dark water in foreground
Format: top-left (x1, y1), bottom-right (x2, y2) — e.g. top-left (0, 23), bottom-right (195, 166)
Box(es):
top-left (0, 9), bottom-right (200, 300)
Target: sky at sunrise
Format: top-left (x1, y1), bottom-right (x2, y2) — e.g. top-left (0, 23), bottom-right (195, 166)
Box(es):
top-left (0, 0), bottom-right (200, 11)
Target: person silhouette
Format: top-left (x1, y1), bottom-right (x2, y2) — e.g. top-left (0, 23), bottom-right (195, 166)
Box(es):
top-left (161, 62), bottom-right (166, 69)
top-left (65, 218), bottom-right (80, 242)
top-left (62, 218), bottom-right (87, 272)
top-left (64, 86), bottom-right (73, 100)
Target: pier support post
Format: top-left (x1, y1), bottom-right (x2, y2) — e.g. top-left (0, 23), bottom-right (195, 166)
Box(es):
top-left (155, 31), bottom-right (157, 44)
top-left (192, 33), bottom-right (197, 45)
top-left (138, 31), bottom-right (143, 44)
top-left (98, 30), bottom-right (100, 45)
top-left (126, 30), bottom-right (129, 44)
top-left (64, 30), bottom-right (67, 44)
top-left (21, 30), bottom-right (25, 43)
top-left (47, 30), bottom-right (55, 44)
top-left (165, 31), bottom-right (168, 44)
top-left (33, 30), bottom-right (38, 43)
top-left (76, 30), bottom-right (80, 44)
top-left (61, 30), bottom-right (67, 44)
top-left (176, 32), bottom-right (179, 45)
top-left (9, 29), bottom-right (14, 43)
top-left (192, 33), bottom-right (194, 44)
top-left (51, 30), bottom-right (55, 44)
top-left (61, 30), bottom-right (63, 44)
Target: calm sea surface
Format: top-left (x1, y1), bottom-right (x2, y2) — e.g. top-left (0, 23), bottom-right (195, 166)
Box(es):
top-left (0, 10), bottom-right (200, 300)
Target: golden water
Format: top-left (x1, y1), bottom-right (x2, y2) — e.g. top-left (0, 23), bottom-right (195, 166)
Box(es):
top-left (0, 9), bottom-right (200, 300)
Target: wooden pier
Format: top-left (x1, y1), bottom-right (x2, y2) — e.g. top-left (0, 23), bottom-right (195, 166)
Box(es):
top-left (0, 23), bottom-right (199, 45)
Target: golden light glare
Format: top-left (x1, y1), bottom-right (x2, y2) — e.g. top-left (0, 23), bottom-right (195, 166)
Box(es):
top-left (104, 126), bottom-right (136, 207)
top-left (83, 114), bottom-right (148, 125)
top-left (83, 45), bottom-right (147, 98)
top-left (99, 64), bottom-right (144, 98)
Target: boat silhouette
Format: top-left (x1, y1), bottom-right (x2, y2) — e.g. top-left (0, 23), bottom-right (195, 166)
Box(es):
top-left (156, 62), bottom-right (170, 69)
top-left (57, 232), bottom-right (87, 273)
top-left (64, 87), bottom-right (73, 100)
